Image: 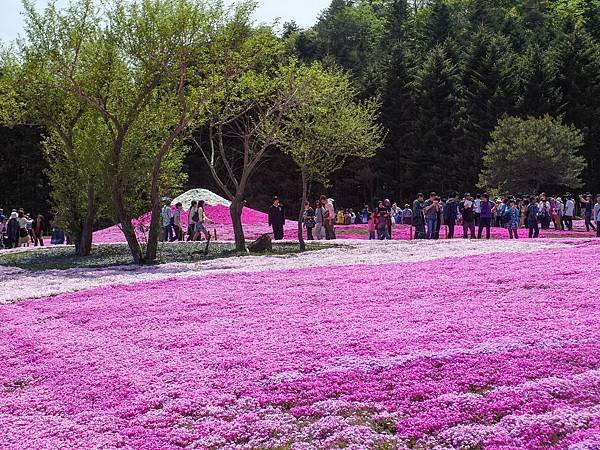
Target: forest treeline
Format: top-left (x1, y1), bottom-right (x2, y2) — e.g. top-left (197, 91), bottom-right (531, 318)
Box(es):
top-left (2, 0), bottom-right (600, 213)
top-left (280, 0), bottom-right (600, 205)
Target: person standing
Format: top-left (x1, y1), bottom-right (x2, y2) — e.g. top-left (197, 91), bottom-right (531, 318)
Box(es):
top-left (594, 195), bottom-right (600, 238)
top-left (161, 201), bottom-right (174, 242)
top-left (302, 201), bottom-right (315, 240)
top-left (314, 200), bottom-right (325, 240)
top-left (6, 211), bottom-right (19, 249)
top-left (477, 193), bottom-right (496, 240)
top-left (321, 196), bottom-right (336, 240)
top-left (460, 194), bottom-right (476, 239)
top-left (444, 192), bottom-right (460, 239)
top-left (383, 199), bottom-right (393, 239)
top-left (171, 203), bottom-right (183, 241)
top-left (375, 201), bottom-right (391, 240)
top-left (538, 194), bottom-right (551, 230)
top-left (402, 204), bottom-right (412, 225)
top-left (554, 197), bottom-right (564, 230)
top-left (368, 210), bottom-right (376, 240)
top-left (564, 194), bottom-right (575, 231)
top-left (580, 193), bottom-right (596, 232)
top-left (360, 205), bottom-right (369, 224)
top-left (506, 200), bottom-right (520, 239)
top-left (412, 193), bottom-right (426, 239)
top-left (473, 194), bottom-right (482, 226)
top-left (336, 209), bottom-right (345, 226)
top-left (192, 200), bottom-right (213, 242)
top-left (423, 193), bottom-right (441, 240)
top-left (0, 217), bottom-right (5, 249)
top-left (187, 200), bottom-right (198, 241)
top-left (268, 196), bottom-right (286, 240)
top-left (17, 211), bottom-right (31, 247)
top-left (32, 214), bottom-right (45, 246)
top-left (526, 197), bottom-right (540, 238)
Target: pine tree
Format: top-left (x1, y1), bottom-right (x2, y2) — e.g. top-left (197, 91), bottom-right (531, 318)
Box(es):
top-left (582, 0), bottom-right (600, 40)
top-left (409, 46), bottom-right (463, 193)
top-left (374, 0), bottom-right (416, 199)
top-left (423, 0), bottom-right (451, 48)
top-left (470, 0), bottom-right (501, 32)
top-left (518, 45), bottom-right (563, 118)
top-left (379, 46), bottom-right (418, 199)
top-left (552, 28), bottom-right (600, 192)
top-left (387, 0), bottom-right (411, 45)
top-left (460, 31), bottom-right (519, 188)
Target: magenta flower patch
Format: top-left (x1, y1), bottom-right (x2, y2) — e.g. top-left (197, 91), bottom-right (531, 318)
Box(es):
top-left (1, 241), bottom-right (600, 448)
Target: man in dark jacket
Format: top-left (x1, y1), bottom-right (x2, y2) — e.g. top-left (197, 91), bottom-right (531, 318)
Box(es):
top-left (6, 211), bottom-right (19, 249)
top-left (443, 192), bottom-right (460, 239)
top-left (268, 196), bottom-right (285, 240)
top-left (412, 193), bottom-right (425, 239)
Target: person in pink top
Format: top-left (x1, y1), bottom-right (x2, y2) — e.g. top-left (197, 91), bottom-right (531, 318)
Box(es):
top-left (367, 210), bottom-right (376, 240)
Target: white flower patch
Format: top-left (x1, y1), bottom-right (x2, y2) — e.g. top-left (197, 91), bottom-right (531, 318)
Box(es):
top-left (170, 188), bottom-right (231, 209)
top-left (0, 238), bottom-right (574, 304)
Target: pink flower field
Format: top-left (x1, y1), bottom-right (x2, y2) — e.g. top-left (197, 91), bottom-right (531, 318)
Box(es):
top-left (2, 239), bottom-right (600, 449)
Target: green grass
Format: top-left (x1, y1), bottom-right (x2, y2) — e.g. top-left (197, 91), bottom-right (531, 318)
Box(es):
top-left (0, 242), bottom-right (326, 271)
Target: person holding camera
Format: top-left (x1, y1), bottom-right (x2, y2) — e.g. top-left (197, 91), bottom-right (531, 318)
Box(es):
top-left (460, 194), bottom-right (476, 239)
top-left (580, 193), bottom-right (596, 232)
top-left (423, 192), bottom-right (442, 240)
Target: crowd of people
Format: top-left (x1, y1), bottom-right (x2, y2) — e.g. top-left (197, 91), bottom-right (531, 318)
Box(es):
top-left (3, 191), bottom-right (599, 250)
top-left (0, 208), bottom-right (65, 249)
top-left (295, 192), bottom-right (600, 241)
top-left (160, 199), bottom-right (214, 243)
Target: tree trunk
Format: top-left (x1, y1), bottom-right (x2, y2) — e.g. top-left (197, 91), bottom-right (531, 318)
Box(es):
top-left (76, 180), bottom-right (96, 257)
top-left (297, 172), bottom-right (307, 251)
top-left (144, 187), bottom-right (162, 263)
top-left (111, 180), bottom-right (143, 264)
top-left (144, 138), bottom-right (171, 263)
top-left (230, 196), bottom-right (246, 253)
top-left (110, 134), bottom-right (143, 264)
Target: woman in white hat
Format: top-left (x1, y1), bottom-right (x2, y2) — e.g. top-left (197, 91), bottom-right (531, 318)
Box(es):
top-left (6, 211), bottom-right (19, 249)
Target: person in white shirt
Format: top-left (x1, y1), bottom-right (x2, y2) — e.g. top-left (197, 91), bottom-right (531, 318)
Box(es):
top-left (192, 200), bottom-right (213, 242)
top-left (320, 195), bottom-right (336, 240)
top-left (564, 195), bottom-right (575, 231)
top-left (473, 194), bottom-right (482, 226)
top-left (161, 201), bottom-right (174, 242)
top-left (538, 195), bottom-right (551, 230)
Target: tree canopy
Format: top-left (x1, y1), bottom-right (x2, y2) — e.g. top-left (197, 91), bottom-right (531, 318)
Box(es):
top-left (479, 115), bottom-right (586, 194)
